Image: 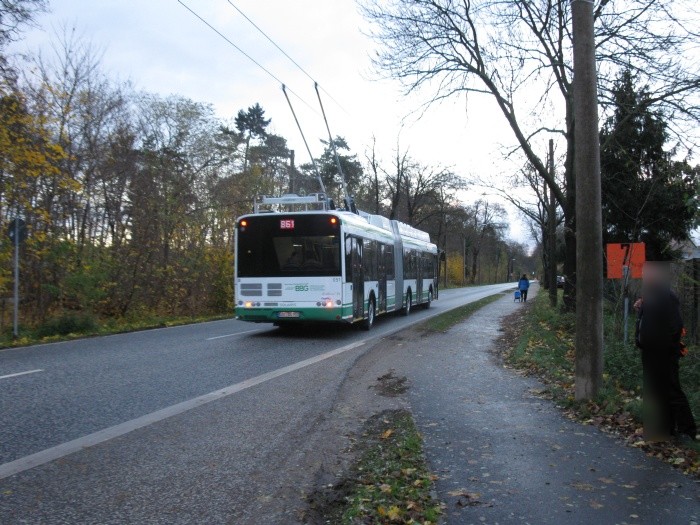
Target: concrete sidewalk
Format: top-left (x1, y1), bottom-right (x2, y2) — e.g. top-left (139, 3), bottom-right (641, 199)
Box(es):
top-left (354, 286), bottom-right (699, 524)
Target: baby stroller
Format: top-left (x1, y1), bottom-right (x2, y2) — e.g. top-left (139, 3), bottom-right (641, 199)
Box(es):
top-left (514, 290), bottom-right (521, 302)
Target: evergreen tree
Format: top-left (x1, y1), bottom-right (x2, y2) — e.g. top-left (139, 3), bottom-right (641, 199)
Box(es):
top-left (600, 70), bottom-right (698, 260)
top-left (234, 103), bottom-right (270, 175)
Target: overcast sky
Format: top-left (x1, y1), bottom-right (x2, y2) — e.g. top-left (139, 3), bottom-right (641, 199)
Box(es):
top-left (12, 0), bottom-right (564, 243)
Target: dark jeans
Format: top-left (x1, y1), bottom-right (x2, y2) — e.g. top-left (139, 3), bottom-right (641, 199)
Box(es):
top-left (520, 289), bottom-right (528, 302)
top-left (641, 349), bottom-right (697, 439)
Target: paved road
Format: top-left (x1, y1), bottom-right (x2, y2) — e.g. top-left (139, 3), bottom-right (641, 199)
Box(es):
top-left (0, 283), bottom-right (514, 523)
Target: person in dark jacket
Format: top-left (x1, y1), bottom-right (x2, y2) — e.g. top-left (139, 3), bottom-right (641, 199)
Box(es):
top-left (518, 274), bottom-right (530, 302)
top-left (635, 262), bottom-right (697, 442)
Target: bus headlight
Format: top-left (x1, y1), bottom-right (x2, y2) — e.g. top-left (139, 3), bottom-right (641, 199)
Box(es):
top-left (245, 301), bottom-right (253, 308)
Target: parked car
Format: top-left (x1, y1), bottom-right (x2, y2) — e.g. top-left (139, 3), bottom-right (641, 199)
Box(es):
top-left (557, 275), bottom-right (565, 288)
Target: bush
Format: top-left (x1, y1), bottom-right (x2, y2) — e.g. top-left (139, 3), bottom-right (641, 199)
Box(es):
top-left (35, 312), bottom-right (98, 338)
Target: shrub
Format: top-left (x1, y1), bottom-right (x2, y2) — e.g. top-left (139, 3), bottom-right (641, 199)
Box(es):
top-left (35, 312), bottom-right (98, 337)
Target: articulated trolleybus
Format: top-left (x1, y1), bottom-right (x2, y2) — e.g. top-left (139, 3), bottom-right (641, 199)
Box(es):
top-left (235, 193), bottom-right (438, 330)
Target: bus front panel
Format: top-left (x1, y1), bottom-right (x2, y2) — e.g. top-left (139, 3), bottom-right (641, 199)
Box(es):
top-left (235, 214), bottom-right (349, 323)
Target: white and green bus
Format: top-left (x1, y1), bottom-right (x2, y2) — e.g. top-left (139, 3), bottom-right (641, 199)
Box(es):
top-left (235, 194), bottom-right (438, 329)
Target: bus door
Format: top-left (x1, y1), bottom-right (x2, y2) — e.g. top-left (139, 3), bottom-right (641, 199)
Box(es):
top-left (351, 237), bottom-right (364, 320)
top-left (416, 253), bottom-right (423, 303)
top-left (378, 244), bottom-right (387, 313)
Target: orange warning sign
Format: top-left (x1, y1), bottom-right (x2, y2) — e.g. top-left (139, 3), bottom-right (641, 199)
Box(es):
top-left (606, 243), bottom-right (645, 279)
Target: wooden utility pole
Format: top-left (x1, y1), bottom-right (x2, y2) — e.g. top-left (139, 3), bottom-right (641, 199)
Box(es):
top-left (548, 139), bottom-right (558, 307)
top-left (572, 0), bottom-right (604, 400)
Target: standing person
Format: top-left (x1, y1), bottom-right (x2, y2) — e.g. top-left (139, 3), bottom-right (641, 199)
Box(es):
top-left (518, 274), bottom-right (530, 303)
top-left (635, 262), bottom-right (697, 443)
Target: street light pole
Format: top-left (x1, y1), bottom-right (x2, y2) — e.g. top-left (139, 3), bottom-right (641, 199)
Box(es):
top-left (13, 218), bottom-right (19, 339)
top-left (572, 0), bottom-right (604, 400)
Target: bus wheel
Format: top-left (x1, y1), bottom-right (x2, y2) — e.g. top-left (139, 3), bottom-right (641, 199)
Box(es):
top-left (363, 297), bottom-right (375, 331)
top-left (403, 292), bottom-right (412, 316)
top-left (423, 289), bottom-right (432, 309)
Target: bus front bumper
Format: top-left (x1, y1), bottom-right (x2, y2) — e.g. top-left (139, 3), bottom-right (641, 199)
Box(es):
top-left (235, 305), bottom-right (352, 323)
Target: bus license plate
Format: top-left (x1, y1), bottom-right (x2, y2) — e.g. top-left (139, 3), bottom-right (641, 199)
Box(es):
top-left (278, 311), bottom-right (300, 318)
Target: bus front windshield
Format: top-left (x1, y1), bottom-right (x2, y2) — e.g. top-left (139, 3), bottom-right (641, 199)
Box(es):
top-left (237, 215), bottom-right (341, 277)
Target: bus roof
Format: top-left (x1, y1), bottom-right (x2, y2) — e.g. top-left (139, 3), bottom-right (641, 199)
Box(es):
top-left (239, 206), bottom-right (436, 251)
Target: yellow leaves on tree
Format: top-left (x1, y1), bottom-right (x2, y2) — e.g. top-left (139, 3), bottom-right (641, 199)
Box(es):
top-left (0, 89), bottom-right (68, 295)
top-left (0, 90), bottom-right (69, 217)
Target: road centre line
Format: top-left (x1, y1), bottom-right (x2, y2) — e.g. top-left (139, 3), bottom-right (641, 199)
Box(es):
top-left (206, 328), bottom-right (268, 340)
top-left (0, 339), bottom-right (367, 480)
top-left (0, 369), bottom-right (43, 380)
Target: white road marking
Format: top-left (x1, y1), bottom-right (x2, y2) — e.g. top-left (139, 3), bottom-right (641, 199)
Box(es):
top-left (205, 328), bottom-right (267, 340)
top-left (0, 369), bottom-right (43, 380)
top-left (0, 339), bottom-right (366, 480)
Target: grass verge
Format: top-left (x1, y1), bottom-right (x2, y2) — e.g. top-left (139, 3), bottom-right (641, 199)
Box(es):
top-left (419, 292), bottom-right (507, 333)
top-left (0, 312), bottom-right (234, 349)
top-left (308, 409), bottom-right (442, 525)
top-left (499, 291), bottom-right (699, 476)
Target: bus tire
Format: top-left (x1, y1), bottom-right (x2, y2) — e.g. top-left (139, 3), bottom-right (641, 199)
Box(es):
top-left (403, 291), bottom-right (412, 316)
top-left (363, 296), bottom-right (375, 331)
top-left (423, 288), bottom-right (432, 309)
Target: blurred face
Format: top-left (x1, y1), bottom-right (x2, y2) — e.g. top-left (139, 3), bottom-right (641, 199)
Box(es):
top-left (642, 262), bottom-right (670, 289)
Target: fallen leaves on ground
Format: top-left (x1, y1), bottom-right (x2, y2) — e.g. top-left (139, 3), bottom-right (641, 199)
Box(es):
top-left (495, 304), bottom-right (699, 479)
top-left (306, 409), bottom-right (442, 524)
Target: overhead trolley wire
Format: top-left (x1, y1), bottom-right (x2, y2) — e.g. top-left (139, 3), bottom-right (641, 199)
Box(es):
top-left (177, 0), bottom-right (351, 198)
top-left (315, 82), bottom-right (348, 202)
top-left (225, 0), bottom-right (350, 116)
top-left (282, 85), bottom-right (326, 195)
top-left (176, 0), bottom-right (319, 116)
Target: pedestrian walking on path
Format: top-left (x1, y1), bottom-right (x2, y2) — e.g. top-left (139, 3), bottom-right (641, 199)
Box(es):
top-left (517, 274), bottom-right (530, 302)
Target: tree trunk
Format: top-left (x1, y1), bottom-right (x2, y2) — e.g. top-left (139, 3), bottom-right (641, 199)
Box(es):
top-left (548, 140), bottom-right (558, 307)
top-left (562, 98), bottom-right (577, 311)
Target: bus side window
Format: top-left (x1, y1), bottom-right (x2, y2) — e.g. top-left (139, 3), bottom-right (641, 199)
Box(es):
top-left (409, 250), bottom-right (417, 279)
top-left (386, 245), bottom-right (395, 279)
top-left (363, 240), bottom-right (377, 281)
top-left (378, 244), bottom-right (385, 277)
top-left (345, 235), bottom-right (353, 282)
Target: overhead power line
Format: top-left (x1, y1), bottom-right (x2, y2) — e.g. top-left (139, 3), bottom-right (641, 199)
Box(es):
top-left (225, 0), bottom-right (349, 116)
top-left (176, 0), bottom-right (319, 116)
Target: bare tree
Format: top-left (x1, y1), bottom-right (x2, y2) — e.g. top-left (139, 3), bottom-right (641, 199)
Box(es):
top-left (363, 136), bottom-right (382, 214)
top-left (384, 142), bottom-right (412, 220)
top-left (361, 0), bottom-right (700, 309)
top-left (0, 0), bottom-right (47, 80)
top-left (464, 199), bottom-right (507, 283)
top-left (482, 161), bottom-right (563, 300)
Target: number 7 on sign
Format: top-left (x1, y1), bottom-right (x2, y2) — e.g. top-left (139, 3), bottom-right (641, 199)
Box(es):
top-left (606, 242), bottom-right (645, 280)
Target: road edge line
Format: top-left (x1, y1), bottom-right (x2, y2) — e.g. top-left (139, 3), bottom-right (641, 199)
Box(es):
top-left (0, 340), bottom-right (366, 480)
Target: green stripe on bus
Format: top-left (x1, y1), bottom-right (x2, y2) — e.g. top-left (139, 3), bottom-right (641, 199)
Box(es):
top-left (236, 306), bottom-right (350, 323)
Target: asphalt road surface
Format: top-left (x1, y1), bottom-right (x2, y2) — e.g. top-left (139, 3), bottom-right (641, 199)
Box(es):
top-left (0, 283), bottom-right (514, 523)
